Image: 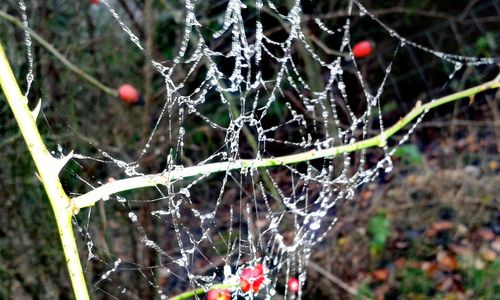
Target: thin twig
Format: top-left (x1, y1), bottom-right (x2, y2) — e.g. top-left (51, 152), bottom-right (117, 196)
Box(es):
top-left (0, 10), bottom-right (117, 96)
top-left (309, 6), bottom-right (453, 21)
top-left (308, 261), bottom-right (357, 295)
top-left (308, 34), bottom-right (348, 57)
top-left (116, 0), bottom-right (145, 37)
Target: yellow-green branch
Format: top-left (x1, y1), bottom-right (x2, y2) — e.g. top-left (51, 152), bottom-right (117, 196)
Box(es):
top-left (73, 73), bottom-right (500, 210)
top-left (0, 43), bottom-right (90, 299)
top-left (170, 283), bottom-right (239, 300)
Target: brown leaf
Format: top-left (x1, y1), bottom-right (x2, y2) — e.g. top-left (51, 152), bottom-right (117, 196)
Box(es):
top-left (480, 247), bottom-right (497, 262)
top-left (449, 244), bottom-right (473, 256)
top-left (422, 261), bottom-right (439, 276)
top-left (476, 228), bottom-right (495, 241)
top-left (437, 277), bottom-right (454, 292)
top-left (374, 283), bottom-right (390, 299)
top-left (371, 268), bottom-right (389, 281)
top-left (437, 252), bottom-right (458, 271)
top-left (360, 189), bottom-right (373, 200)
top-left (394, 258), bottom-right (407, 269)
top-left (492, 237), bottom-right (500, 253)
top-left (426, 221), bottom-right (454, 237)
top-left (433, 221), bottom-right (454, 231)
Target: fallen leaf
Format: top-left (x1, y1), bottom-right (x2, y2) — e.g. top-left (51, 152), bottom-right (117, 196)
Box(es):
top-left (371, 268), bottom-right (389, 281)
top-left (374, 283), bottom-right (390, 299)
top-left (394, 258), bottom-right (406, 269)
top-left (480, 247), bottom-right (496, 262)
top-left (492, 238), bottom-right (500, 253)
top-left (437, 277), bottom-right (454, 291)
top-left (337, 237), bottom-right (349, 247)
top-left (476, 228), bottom-right (495, 241)
top-left (449, 244), bottom-right (473, 256)
top-left (456, 224), bottom-right (468, 236)
top-left (437, 252), bottom-right (458, 270)
top-left (360, 189), bottom-right (373, 200)
top-left (474, 258), bottom-right (485, 270)
top-left (433, 221), bottom-right (454, 231)
top-left (422, 261), bottom-right (439, 276)
top-left (426, 221), bottom-right (453, 237)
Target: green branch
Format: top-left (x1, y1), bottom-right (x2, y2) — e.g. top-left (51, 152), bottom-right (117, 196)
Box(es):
top-left (0, 43), bottom-right (90, 299)
top-left (73, 73), bottom-right (499, 210)
top-left (170, 283), bottom-right (239, 300)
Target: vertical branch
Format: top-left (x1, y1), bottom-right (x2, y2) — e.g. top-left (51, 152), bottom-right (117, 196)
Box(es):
top-left (0, 43), bottom-right (89, 299)
top-left (139, 0), bottom-right (155, 298)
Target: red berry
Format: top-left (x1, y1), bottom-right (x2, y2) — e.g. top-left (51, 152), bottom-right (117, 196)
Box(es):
top-left (240, 264), bottom-right (265, 293)
top-left (118, 84), bottom-right (140, 104)
top-left (206, 289), bottom-right (230, 300)
top-left (287, 277), bottom-right (300, 293)
top-left (90, 0), bottom-right (99, 5)
top-left (352, 40), bottom-right (374, 58)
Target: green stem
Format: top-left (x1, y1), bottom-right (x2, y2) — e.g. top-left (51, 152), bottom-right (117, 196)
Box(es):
top-left (170, 283), bottom-right (239, 300)
top-left (73, 73), bottom-right (499, 210)
top-left (0, 10), bottom-right (117, 96)
top-left (225, 92), bottom-right (283, 204)
top-left (0, 42), bottom-right (90, 299)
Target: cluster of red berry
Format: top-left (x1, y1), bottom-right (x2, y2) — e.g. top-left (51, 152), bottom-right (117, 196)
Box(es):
top-left (206, 289), bottom-right (230, 300)
top-left (207, 264), bottom-right (300, 299)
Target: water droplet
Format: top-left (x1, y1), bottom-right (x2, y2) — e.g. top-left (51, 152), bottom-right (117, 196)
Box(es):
top-left (128, 212), bottom-right (138, 222)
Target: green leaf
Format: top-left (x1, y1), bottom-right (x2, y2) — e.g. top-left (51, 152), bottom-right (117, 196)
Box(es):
top-left (474, 32), bottom-right (497, 56)
top-left (367, 212), bottom-right (391, 256)
top-left (394, 144), bottom-right (423, 166)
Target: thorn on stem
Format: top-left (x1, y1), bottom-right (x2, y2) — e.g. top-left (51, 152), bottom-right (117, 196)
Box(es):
top-left (31, 98), bottom-right (41, 120)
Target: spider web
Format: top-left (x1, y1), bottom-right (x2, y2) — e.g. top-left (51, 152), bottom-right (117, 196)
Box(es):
top-left (12, 0), bottom-right (496, 299)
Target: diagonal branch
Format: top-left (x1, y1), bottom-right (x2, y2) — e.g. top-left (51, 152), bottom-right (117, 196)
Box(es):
top-left (0, 10), bottom-right (117, 96)
top-left (73, 73), bottom-right (500, 211)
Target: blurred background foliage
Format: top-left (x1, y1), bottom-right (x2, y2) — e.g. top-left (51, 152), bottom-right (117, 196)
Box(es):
top-left (0, 0), bottom-right (498, 299)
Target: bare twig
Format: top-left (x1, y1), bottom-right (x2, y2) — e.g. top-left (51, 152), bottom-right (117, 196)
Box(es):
top-left (308, 34), bottom-right (347, 57)
top-left (309, 6), bottom-right (453, 21)
top-left (0, 10), bottom-right (117, 96)
top-left (117, 0), bottom-right (145, 37)
top-left (308, 261), bottom-right (357, 295)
